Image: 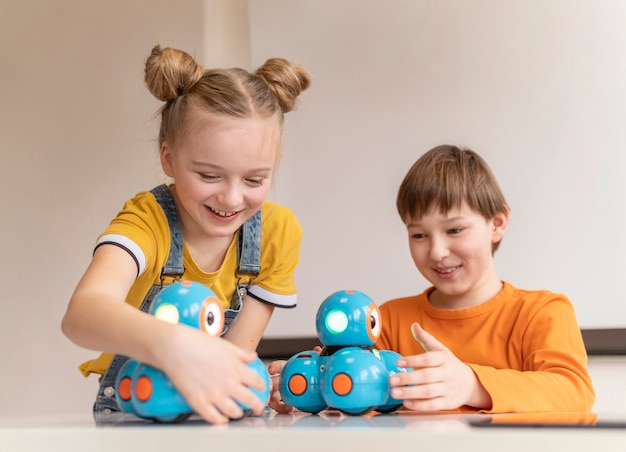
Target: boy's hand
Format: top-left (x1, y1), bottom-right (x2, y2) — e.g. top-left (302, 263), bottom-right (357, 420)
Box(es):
top-left (266, 345), bottom-right (322, 414)
top-left (389, 322), bottom-right (491, 411)
top-left (267, 360), bottom-right (296, 414)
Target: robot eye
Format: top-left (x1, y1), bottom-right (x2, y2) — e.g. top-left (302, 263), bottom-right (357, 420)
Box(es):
top-left (325, 309), bottom-right (348, 334)
top-left (153, 303), bottom-right (180, 324)
top-left (367, 303), bottom-right (382, 341)
top-left (200, 297), bottom-right (224, 336)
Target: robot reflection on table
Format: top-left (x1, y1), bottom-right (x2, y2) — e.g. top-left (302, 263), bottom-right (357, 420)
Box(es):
top-left (114, 280), bottom-right (271, 423)
top-left (278, 289), bottom-right (409, 415)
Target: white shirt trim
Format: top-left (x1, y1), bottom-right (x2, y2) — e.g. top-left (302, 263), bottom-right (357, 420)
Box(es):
top-left (247, 285), bottom-right (297, 308)
top-left (95, 234), bottom-right (146, 276)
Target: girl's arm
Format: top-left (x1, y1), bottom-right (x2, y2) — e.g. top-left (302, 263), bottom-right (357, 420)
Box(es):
top-left (222, 296), bottom-right (275, 351)
top-left (61, 245), bottom-right (266, 423)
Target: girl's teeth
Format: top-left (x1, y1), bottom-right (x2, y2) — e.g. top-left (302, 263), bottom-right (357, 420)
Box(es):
top-left (210, 207), bottom-right (235, 217)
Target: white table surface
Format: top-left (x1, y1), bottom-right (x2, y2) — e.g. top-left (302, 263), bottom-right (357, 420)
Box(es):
top-left (2, 410), bottom-right (626, 452)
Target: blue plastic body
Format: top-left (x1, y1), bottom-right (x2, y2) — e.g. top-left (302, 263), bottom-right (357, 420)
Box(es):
top-left (114, 280), bottom-right (270, 423)
top-left (279, 350), bottom-right (326, 414)
top-left (320, 347), bottom-right (389, 414)
top-left (315, 289), bottom-right (381, 346)
top-left (280, 289), bottom-right (411, 415)
top-left (374, 349), bottom-right (407, 413)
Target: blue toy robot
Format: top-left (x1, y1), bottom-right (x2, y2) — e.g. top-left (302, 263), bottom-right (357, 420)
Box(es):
top-left (115, 280), bottom-right (271, 423)
top-left (279, 289), bottom-right (408, 415)
top-left (278, 350), bottom-right (326, 414)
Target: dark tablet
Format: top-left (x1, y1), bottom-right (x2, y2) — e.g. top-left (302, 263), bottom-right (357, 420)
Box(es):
top-left (469, 412), bottom-right (626, 429)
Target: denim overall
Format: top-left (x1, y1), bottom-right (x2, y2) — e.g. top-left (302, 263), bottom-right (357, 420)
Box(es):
top-left (92, 184), bottom-right (261, 419)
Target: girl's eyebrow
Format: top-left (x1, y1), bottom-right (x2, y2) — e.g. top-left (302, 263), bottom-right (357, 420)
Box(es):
top-left (191, 161), bottom-right (273, 173)
top-left (190, 161), bottom-right (220, 169)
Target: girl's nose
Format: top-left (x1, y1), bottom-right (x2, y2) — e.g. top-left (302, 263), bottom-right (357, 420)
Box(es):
top-left (219, 182), bottom-right (243, 208)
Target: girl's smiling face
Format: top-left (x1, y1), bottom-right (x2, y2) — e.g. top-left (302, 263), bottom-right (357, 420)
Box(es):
top-left (160, 108), bottom-right (281, 242)
top-left (405, 203), bottom-right (508, 309)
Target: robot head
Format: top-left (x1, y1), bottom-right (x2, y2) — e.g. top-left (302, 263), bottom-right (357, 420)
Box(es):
top-left (149, 280), bottom-right (224, 336)
top-left (315, 290), bottom-right (381, 346)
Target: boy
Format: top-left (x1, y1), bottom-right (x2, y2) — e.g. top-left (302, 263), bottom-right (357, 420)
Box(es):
top-left (376, 144), bottom-right (595, 413)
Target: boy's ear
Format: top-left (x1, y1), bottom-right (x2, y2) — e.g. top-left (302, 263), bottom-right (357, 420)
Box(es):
top-left (491, 210), bottom-right (509, 243)
top-left (160, 142), bottom-right (175, 177)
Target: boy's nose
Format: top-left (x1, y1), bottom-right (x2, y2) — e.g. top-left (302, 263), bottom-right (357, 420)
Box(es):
top-left (429, 236), bottom-right (450, 261)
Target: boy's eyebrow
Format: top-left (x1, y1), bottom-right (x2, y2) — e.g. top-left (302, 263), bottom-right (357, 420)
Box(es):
top-left (406, 215), bottom-right (466, 228)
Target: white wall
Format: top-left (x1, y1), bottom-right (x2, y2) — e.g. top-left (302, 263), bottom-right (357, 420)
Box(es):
top-left (587, 357), bottom-right (626, 415)
top-left (2, 0), bottom-right (625, 419)
top-left (247, 0), bottom-right (626, 337)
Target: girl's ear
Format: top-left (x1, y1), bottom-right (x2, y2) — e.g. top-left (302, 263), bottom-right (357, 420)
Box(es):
top-left (491, 210), bottom-right (510, 244)
top-left (160, 142), bottom-right (175, 177)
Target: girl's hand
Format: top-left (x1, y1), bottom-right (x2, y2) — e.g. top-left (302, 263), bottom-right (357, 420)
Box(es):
top-left (62, 246), bottom-right (268, 424)
top-left (159, 325), bottom-right (267, 424)
top-left (388, 322), bottom-right (491, 411)
top-left (267, 360), bottom-right (296, 414)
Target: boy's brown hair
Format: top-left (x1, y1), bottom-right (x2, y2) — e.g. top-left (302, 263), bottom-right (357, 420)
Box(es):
top-left (396, 144), bottom-right (509, 252)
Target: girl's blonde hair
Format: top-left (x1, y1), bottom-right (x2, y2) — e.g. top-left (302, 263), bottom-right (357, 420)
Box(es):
top-left (144, 45), bottom-right (311, 147)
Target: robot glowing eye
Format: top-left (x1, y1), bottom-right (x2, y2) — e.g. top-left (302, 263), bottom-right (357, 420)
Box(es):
top-left (325, 310), bottom-right (348, 334)
top-left (153, 303), bottom-right (180, 324)
top-left (367, 304), bottom-right (382, 341)
top-left (200, 297), bottom-right (224, 336)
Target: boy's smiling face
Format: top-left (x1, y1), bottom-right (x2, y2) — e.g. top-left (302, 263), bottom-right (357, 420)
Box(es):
top-left (405, 203), bottom-right (509, 309)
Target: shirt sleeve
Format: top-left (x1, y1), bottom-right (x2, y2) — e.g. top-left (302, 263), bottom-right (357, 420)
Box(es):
top-left (469, 294), bottom-right (595, 412)
top-left (246, 203), bottom-right (302, 308)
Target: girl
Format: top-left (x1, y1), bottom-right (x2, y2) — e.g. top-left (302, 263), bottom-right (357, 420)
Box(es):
top-left (62, 45), bottom-right (311, 424)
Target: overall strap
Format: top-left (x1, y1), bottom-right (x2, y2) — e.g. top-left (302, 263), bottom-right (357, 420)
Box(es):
top-left (225, 208), bottom-right (262, 326)
top-left (150, 184), bottom-right (185, 286)
top-left (93, 184), bottom-right (185, 418)
top-left (153, 183), bottom-right (260, 280)
top-left (236, 208), bottom-right (262, 276)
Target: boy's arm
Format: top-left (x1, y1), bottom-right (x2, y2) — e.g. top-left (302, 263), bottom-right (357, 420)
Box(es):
top-left (390, 322), bottom-right (493, 411)
top-left (391, 302), bottom-right (595, 413)
top-left (469, 299), bottom-right (595, 413)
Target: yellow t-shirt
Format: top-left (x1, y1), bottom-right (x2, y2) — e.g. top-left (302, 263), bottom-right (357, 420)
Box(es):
top-left (376, 281), bottom-right (596, 413)
top-left (79, 185), bottom-right (302, 376)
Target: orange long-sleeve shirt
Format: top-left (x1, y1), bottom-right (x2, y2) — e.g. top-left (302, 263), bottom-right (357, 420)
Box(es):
top-left (376, 281), bottom-right (595, 413)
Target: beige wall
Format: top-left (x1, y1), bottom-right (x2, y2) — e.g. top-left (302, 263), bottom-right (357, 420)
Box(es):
top-left (0, 0), bottom-right (250, 418)
top-left (2, 0), bottom-right (626, 419)
top-left (248, 0), bottom-right (626, 336)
